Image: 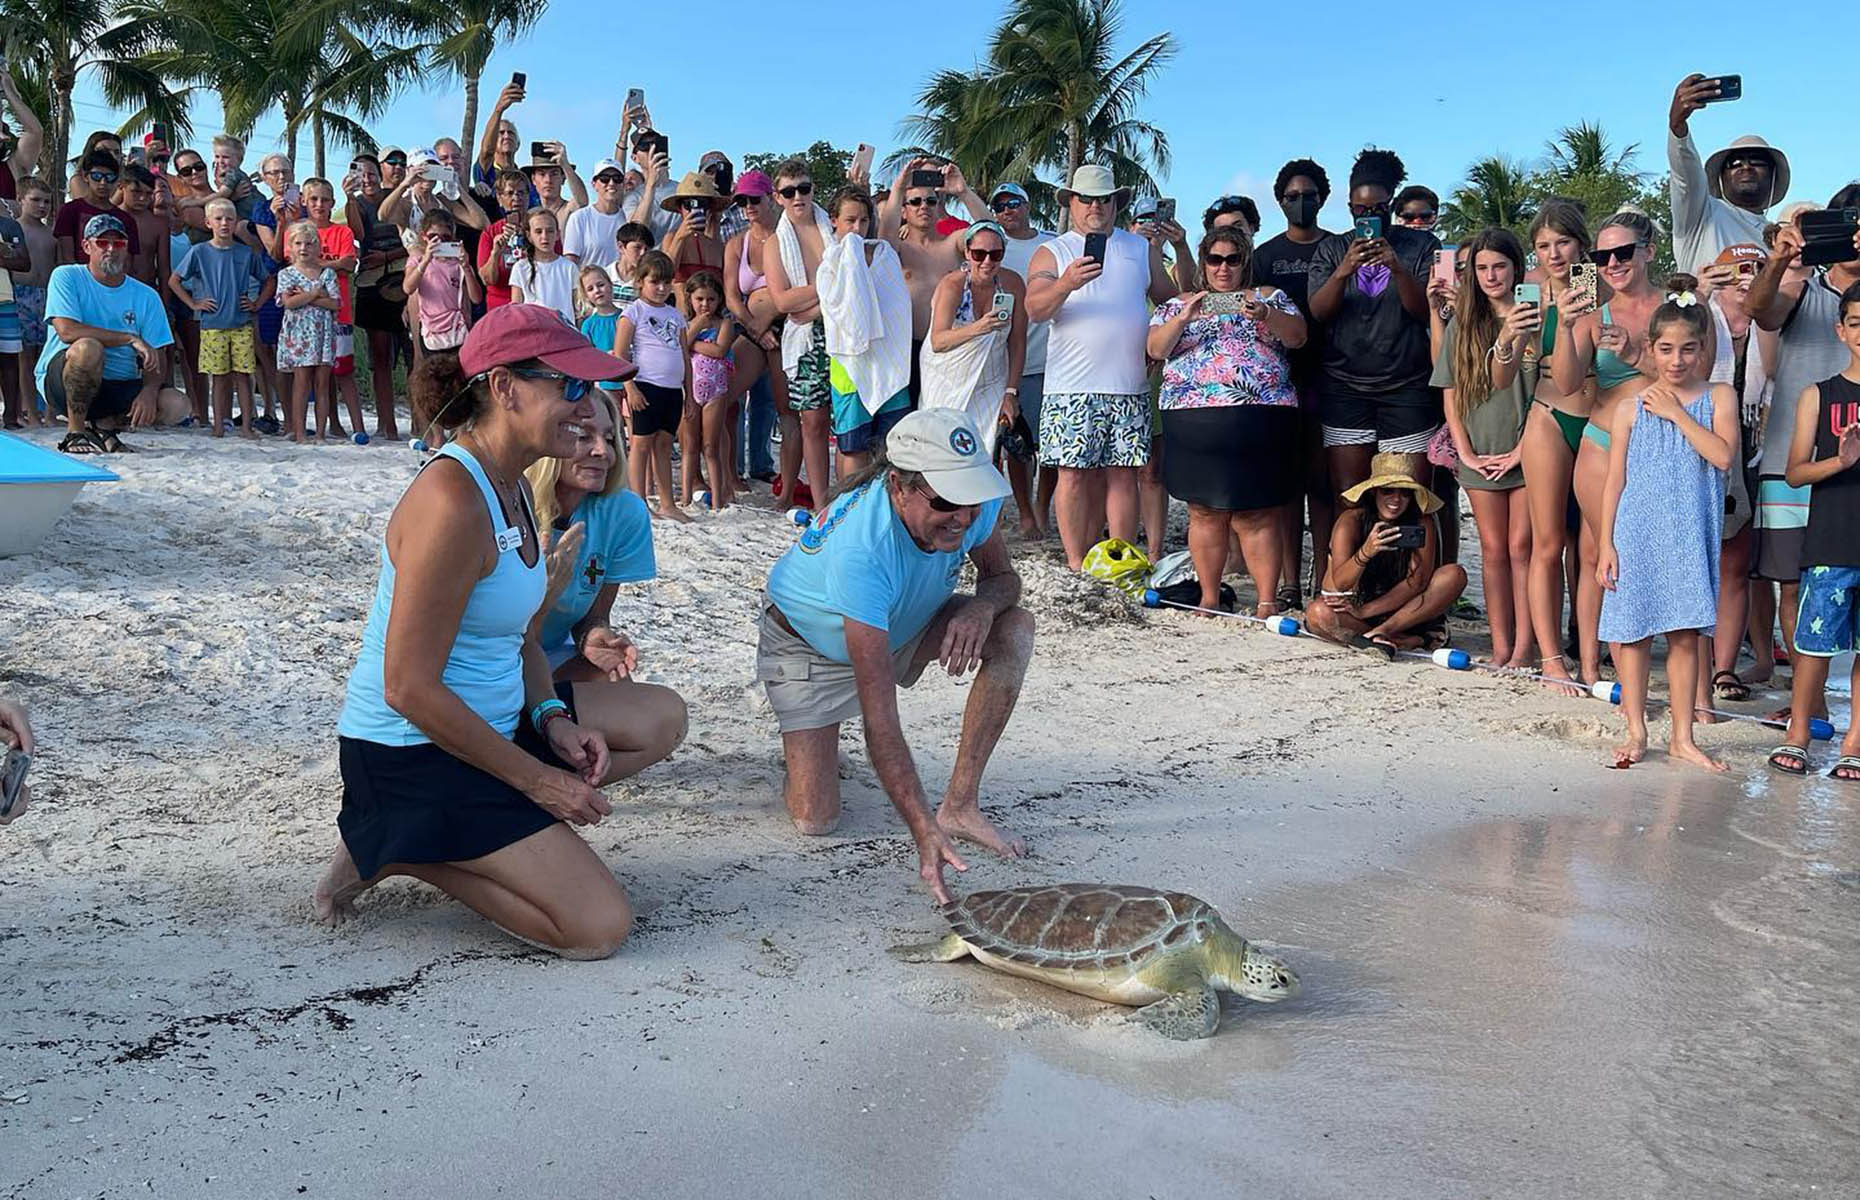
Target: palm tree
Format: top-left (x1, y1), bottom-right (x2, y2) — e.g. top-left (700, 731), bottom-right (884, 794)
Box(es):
top-left (1543, 121), bottom-right (1638, 178)
top-left (1440, 155), bottom-right (1537, 241)
top-left (0, 0), bottom-right (186, 178)
top-left (895, 0), bottom-right (1174, 228)
top-left (391, 0), bottom-right (548, 164)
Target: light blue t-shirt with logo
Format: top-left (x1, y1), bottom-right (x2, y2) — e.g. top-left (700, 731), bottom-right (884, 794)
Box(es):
top-left (34, 263), bottom-right (174, 397)
top-left (538, 488), bottom-right (656, 654)
top-left (766, 477), bottom-right (1003, 664)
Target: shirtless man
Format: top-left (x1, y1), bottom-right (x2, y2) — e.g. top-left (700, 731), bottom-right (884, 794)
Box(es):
top-left (117, 163), bottom-right (170, 293)
top-left (761, 157), bottom-right (833, 508)
top-left (879, 156), bottom-right (987, 400)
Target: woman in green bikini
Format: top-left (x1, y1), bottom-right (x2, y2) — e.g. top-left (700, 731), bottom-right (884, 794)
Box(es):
top-left (1511, 201), bottom-right (1596, 692)
top-left (1553, 211), bottom-right (1674, 690)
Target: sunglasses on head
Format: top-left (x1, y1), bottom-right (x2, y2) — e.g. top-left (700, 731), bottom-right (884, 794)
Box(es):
top-left (88, 171), bottom-right (119, 184)
top-left (1589, 243), bottom-right (1643, 265)
top-left (1203, 251), bottom-right (1247, 268)
top-left (966, 246), bottom-right (1004, 263)
top-left (991, 196), bottom-right (1026, 211)
top-left (777, 182), bottom-right (813, 199)
top-left (912, 481), bottom-right (975, 513)
top-left (508, 366), bottom-right (590, 404)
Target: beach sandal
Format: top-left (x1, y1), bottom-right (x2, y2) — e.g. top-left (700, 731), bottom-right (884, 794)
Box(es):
top-left (1449, 598), bottom-right (1482, 620)
top-left (56, 429), bottom-right (108, 455)
top-left (1349, 634), bottom-right (1394, 661)
top-left (1275, 584), bottom-right (1302, 613)
top-left (1767, 744), bottom-right (1809, 776)
top-left (1711, 670), bottom-right (1751, 702)
top-left (1829, 756), bottom-right (1860, 782)
top-left (95, 428), bottom-right (135, 453)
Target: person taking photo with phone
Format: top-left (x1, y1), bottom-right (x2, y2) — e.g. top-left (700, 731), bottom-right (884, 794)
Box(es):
top-left (1305, 453), bottom-right (1467, 653)
top-left (1668, 73), bottom-right (1790, 272)
top-left (880, 157), bottom-right (990, 401)
top-left (1024, 164), bottom-right (1178, 570)
top-left (920, 220), bottom-right (1028, 456)
top-left (1306, 149), bottom-right (1441, 499)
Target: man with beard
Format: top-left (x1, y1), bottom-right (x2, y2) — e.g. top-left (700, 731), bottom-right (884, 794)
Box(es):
top-left (1668, 73), bottom-right (1792, 272)
top-left (37, 214), bottom-right (180, 453)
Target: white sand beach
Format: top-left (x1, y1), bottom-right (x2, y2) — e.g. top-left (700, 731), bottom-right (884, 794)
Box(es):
top-left (2, 426), bottom-right (1856, 1198)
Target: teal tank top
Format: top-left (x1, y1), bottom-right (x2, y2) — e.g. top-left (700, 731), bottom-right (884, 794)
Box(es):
top-left (1595, 303), bottom-right (1639, 391)
top-left (337, 443), bottom-right (546, 745)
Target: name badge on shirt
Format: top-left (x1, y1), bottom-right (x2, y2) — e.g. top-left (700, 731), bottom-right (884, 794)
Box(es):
top-left (495, 526), bottom-right (525, 553)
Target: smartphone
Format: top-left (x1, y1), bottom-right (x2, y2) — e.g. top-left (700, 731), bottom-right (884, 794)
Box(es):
top-left (1354, 215), bottom-right (1382, 241)
top-left (424, 164), bottom-right (457, 191)
top-left (1392, 525), bottom-right (1427, 550)
top-left (624, 87), bottom-right (645, 115)
top-left (1800, 208), bottom-right (1860, 267)
top-left (530, 141), bottom-right (550, 161)
top-left (1567, 261), bottom-right (1598, 309)
top-left (1703, 74), bottom-right (1742, 103)
top-left (991, 291), bottom-right (1014, 322)
top-left (0, 748), bottom-right (28, 820)
top-left (1432, 246), bottom-right (1457, 285)
top-left (433, 241), bottom-right (463, 258)
top-left (1082, 231), bottom-right (1108, 264)
top-left (1155, 198), bottom-right (1176, 225)
top-left (1201, 291), bottom-right (1246, 315)
top-left (152, 121), bottom-right (170, 144)
top-left (852, 144), bottom-right (874, 179)
top-left (1514, 282), bottom-right (1542, 307)
top-left (684, 197), bottom-right (709, 218)
top-left (910, 168), bottom-right (943, 191)
top-left (511, 71), bottom-right (526, 89)
top-left (282, 183), bottom-right (301, 206)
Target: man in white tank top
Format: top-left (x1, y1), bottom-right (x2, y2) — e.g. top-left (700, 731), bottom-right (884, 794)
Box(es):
top-left (1024, 165), bottom-right (1178, 569)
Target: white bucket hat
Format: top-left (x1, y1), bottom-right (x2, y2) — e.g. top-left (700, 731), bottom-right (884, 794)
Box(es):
top-left (1056, 164), bottom-right (1130, 208)
top-left (887, 409), bottom-right (1010, 506)
top-left (1705, 135), bottom-right (1791, 208)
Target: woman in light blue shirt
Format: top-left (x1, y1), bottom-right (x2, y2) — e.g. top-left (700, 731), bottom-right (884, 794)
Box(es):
top-left (524, 389), bottom-right (688, 780)
top-left (316, 304), bottom-right (640, 959)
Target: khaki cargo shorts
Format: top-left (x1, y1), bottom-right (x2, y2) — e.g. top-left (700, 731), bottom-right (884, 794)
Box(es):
top-left (756, 601), bottom-right (935, 732)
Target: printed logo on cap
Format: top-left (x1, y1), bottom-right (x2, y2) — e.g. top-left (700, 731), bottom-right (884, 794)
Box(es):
top-left (949, 427), bottom-right (977, 457)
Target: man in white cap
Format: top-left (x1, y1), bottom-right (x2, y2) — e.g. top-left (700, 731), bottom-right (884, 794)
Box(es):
top-left (1667, 73), bottom-right (1792, 272)
top-left (563, 158), bottom-right (630, 269)
top-left (758, 407), bottom-right (1035, 902)
top-left (1025, 163), bottom-right (1178, 569)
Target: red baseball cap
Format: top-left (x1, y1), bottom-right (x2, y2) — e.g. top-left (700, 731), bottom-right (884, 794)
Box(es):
top-left (459, 303), bottom-right (635, 383)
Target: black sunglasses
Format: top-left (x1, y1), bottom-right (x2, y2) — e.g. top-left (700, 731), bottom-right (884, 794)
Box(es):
top-left (777, 182), bottom-right (813, 199)
top-left (176, 162), bottom-right (207, 176)
top-left (903, 196), bottom-right (939, 208)
top-left (88, 171), bottom-right (119, 184)
top-left (1208, 195), bottom-right (1249, 214)
top-left (966, 246), bottom-right (1004, 263)
top-left (912, 481), bottom-right (975, 513)
top-left (384, 155), bottom-right (407, 166)
top-left (991, 196), bottom-right (1026, 211)
top-left (1280, 189), bottom-right (1321, 202)
top-left (1399, 210), bottom-right (1437, 223)
top-left (1203, 251), bottom-right (1247, 268)
top-left (734, 194), bottom-right (764, 206)
top-left (1347, 202), bottom-right (1388, 217)
top-left (1589, 243), bottom-right (1643, 265)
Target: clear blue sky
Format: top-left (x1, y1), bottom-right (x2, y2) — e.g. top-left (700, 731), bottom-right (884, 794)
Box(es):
top-left (70, 0), bottom-right (1852, 236)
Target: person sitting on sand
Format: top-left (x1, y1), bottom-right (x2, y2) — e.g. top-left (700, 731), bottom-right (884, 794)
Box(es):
top-left (523, 388), bottom-right (689, 778)
top-left (757, 407), bottom-right (1035, 904)
top-left (1306, 452), bottom-right (1468, 654)
top-left (314, 303), bottom-right (642, 959)
top-left (37, 213), bottom-right (184, 454)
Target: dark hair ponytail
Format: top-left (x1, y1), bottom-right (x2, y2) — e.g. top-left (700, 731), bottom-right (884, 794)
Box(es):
top-left (1650, 273), bottom-right (1711, 342)
top-left (410, 351), bottom-right (486, 433)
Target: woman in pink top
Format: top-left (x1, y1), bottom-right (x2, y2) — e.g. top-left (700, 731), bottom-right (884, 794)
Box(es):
top-left (405, 210), bottom-right (483, 354)
top-left (722, 169), bottom-right (791, 491)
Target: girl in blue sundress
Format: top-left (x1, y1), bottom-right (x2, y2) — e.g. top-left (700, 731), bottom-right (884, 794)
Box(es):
top-left (1594, 275), bottom-right (1740, 772)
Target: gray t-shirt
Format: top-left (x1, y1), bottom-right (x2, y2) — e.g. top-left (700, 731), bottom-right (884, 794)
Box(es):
top-left (1760, 272), bottom-right (1853, 475)
top-left (175, 241), bottom-right (266, 330)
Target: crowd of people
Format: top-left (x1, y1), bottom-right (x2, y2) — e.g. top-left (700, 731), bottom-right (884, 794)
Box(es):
top-left (8, 68), bottom-right (1860, 953)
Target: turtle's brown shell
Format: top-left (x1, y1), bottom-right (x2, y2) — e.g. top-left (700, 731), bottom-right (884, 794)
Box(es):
top-left (941, 884), bottom-right (1216, 972)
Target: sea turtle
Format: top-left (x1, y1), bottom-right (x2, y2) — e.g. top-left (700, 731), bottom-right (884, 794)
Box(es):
top-left (889, 883), bottom-right (1300, 1039)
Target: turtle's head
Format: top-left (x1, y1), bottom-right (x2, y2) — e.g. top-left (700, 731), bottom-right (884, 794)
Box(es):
top-left (1228, 941), bottom-right (1300, 1004)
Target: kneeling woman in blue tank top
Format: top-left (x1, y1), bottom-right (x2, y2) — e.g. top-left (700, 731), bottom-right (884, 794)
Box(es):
top-left (315, 304), bottom-right (640, 958)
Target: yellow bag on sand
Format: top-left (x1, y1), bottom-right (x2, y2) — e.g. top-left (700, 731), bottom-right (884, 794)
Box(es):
top-left (1081, 538), bottom-right (1153, 597)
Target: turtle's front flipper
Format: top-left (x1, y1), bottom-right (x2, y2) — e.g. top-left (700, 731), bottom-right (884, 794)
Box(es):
top-left (1134, 986), bottom-right (1222, 1039)
top-left (887, 934), bottom-right (971, 964)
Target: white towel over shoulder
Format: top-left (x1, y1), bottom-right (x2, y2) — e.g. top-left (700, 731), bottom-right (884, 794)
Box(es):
top-left (817, 235), bottom-right (912, 414)
top-left (775, 203), bottom-right (834, 374)
top-left (918, 283), bottom-right (1009, 451)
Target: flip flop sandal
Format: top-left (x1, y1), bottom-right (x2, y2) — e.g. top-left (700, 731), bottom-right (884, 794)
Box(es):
top-left (1275, 585), bottom-right (1302, 612)
top-left (1711, 670), bottom-right (1751, 702)
top-left (94, 428), bottom-right (135, 453)
top-left (1829, 756), bottom-right (1860, 782)
top-left (1767, 744), bottom-right (1809, 776)
top-left (56, 429), bottom-right (108, 455)
top-left (1349, 634), bottom-right (1394, 661)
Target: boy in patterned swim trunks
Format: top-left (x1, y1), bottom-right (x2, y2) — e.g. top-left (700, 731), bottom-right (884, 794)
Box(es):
top-left (169, 198), bottom-right (268, 437)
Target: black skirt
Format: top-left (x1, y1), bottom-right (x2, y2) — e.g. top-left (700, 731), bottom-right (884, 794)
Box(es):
top-left (337, 683), bottom-right (577, 879)
top-left (1160, 404), bottom-right (1301, 511)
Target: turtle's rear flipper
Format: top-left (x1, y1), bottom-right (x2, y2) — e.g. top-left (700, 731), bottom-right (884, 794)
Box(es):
top-left (887, 934), bottom-right (970, 964)
top-left (1135, 986), bottom-right (1221, 1040)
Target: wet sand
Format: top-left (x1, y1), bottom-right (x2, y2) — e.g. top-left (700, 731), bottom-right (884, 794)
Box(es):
top-left (3, 429), bottom-right (1856, 1197)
